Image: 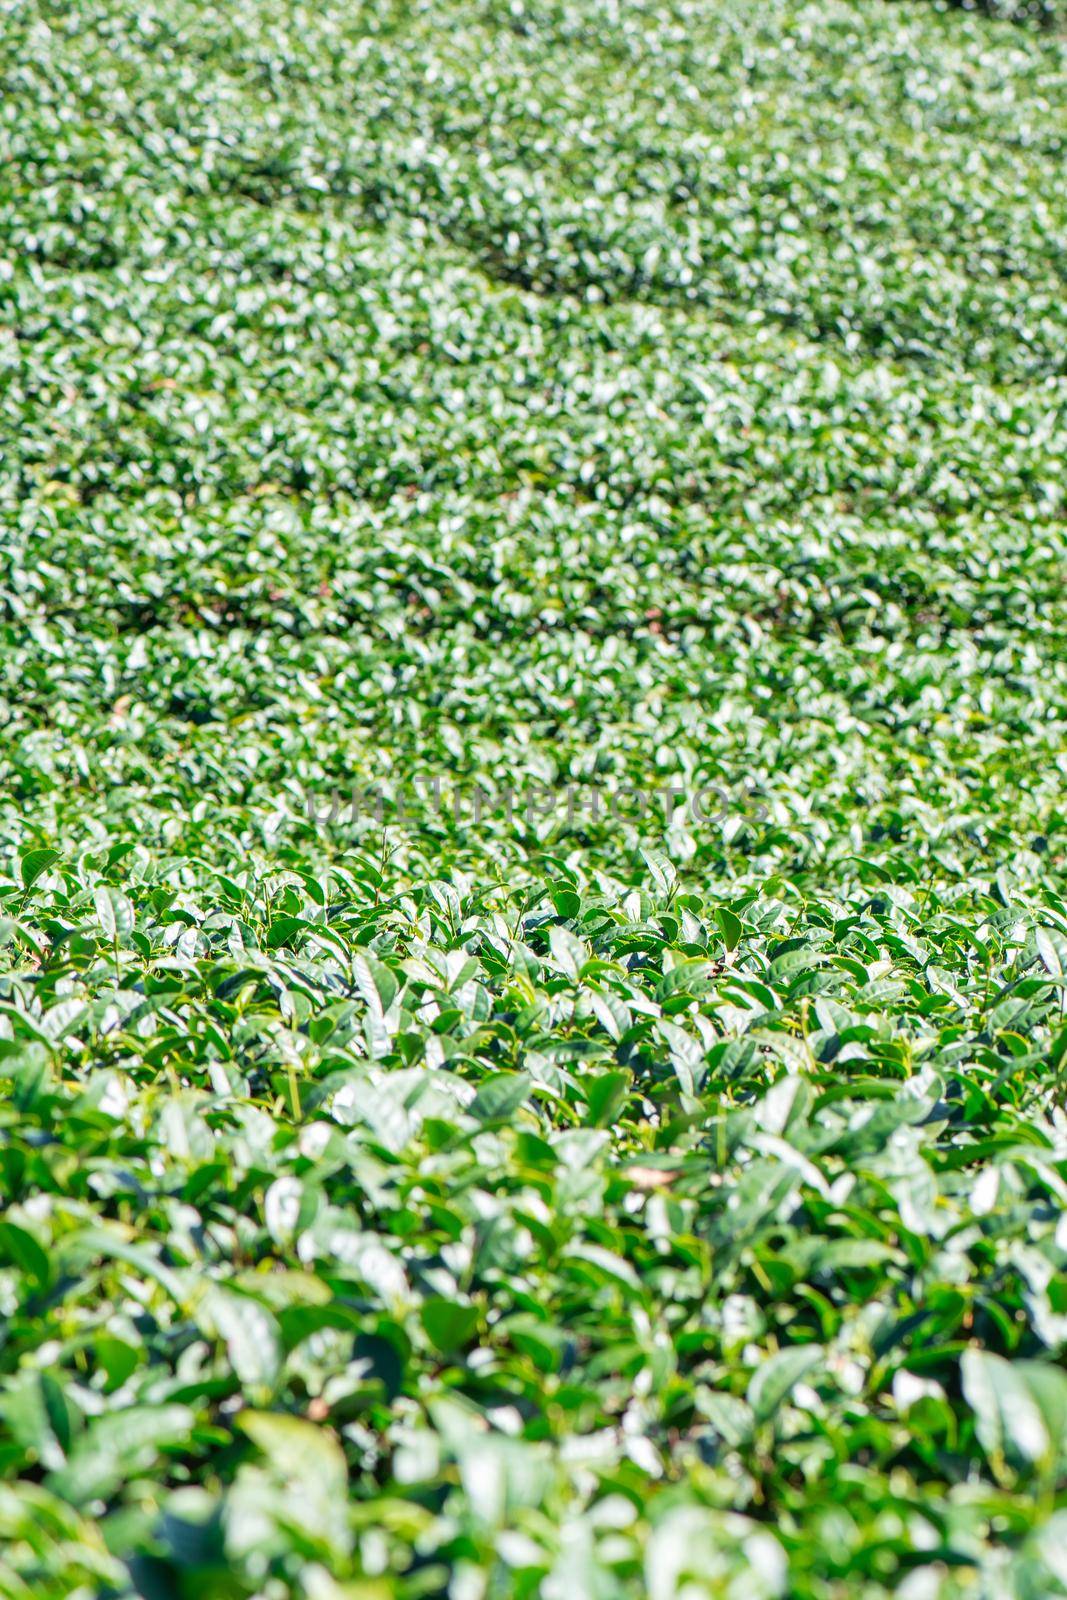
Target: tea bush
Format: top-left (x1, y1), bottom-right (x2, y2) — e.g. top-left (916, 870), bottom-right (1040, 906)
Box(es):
top-left (0, 0), bottom-right (1065, 1596)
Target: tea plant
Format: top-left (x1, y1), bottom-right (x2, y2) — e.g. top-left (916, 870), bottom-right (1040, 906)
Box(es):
top-left (0, 0), bottom-right (1065, 1595)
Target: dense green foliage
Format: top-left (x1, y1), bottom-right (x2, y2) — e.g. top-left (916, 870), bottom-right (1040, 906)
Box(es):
top-left (1, 0), bottom-right (1066, 1595)
top-left (934, 0), bottom-right (1060, 25)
